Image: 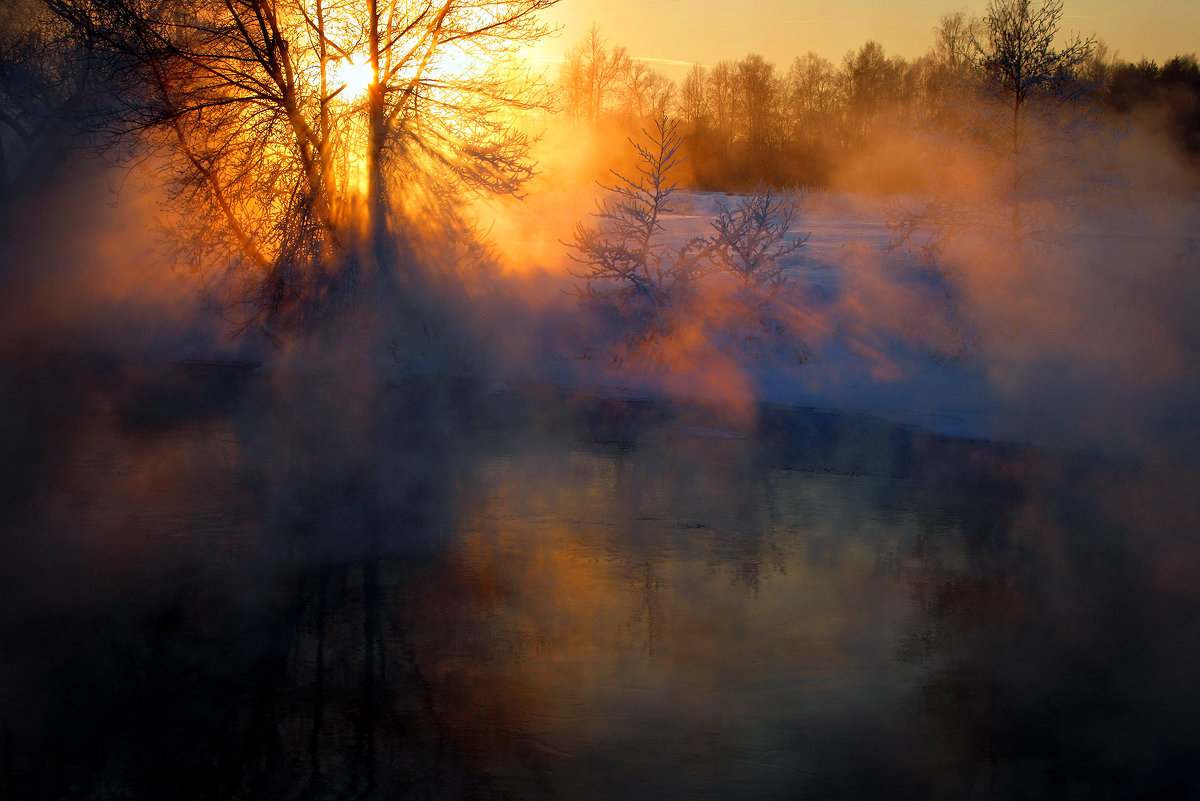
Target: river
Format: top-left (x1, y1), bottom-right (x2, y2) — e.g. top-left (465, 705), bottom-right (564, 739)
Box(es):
top-left (2, 360), bottom-right (1197, 799)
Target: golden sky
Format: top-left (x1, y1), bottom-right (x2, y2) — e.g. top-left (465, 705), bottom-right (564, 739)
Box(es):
top-left (531, 0), bottom-right (1200, 77)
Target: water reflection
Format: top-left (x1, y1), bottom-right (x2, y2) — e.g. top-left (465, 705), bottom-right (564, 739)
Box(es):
top-left (1, 364), bottom-right (1197, 799)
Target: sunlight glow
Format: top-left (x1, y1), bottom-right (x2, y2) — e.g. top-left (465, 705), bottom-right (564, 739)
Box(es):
top-left (329, 56), bottom-right (374, 100)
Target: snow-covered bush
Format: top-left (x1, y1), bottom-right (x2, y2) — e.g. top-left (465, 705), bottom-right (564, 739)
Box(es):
top-left (704, 188), bottom-right (811, 362)
top-left (706, 187), bottom-right (808, 294)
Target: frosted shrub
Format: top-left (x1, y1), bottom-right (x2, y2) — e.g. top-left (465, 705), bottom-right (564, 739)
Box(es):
top-left (706, 187), bottom-right (808, 294)
top-left (570, 118), bottom-right (810, 364)
top-left (569, 116), bottom-right (703, 349)
top-left (705, 188), bottom-right (811, 361)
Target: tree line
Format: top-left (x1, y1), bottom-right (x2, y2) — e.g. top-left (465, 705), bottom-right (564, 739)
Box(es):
top-left (558, 14), bottom-right (1200, 191)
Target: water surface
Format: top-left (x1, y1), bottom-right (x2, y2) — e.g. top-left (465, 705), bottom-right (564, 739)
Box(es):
top-left (2, 362), bottom-right (1197, 799)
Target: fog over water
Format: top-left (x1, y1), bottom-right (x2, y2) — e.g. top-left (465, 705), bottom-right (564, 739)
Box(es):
top-left (2, 49), bottom-right (1200, 801)
top-left (1, 343), bottom-right (1198, 798)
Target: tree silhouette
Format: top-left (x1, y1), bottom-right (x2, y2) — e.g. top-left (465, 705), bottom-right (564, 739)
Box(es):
top-left (43, 0), bottom-right (557, 337)
top-left (968, 0), bottom-right (1095, 247)
top-left (932, 11), bottom-right (979, 74)
top-left (706, 187), bottom-right (806, 295)
top-left (621, 57), bottom-right (672, 122)
top-left (559, 24), bottom-right (628, 125)
top-left (569, 116), bottom-right (700, 341)
top-left (678, 63), bottom-right (706, 132)
top-left (888, 0), bottom-right (1099, 264)
top-left (971, 0), bottom-right (1094, 158)
top-left (842, 41), bottom-right (899, 143)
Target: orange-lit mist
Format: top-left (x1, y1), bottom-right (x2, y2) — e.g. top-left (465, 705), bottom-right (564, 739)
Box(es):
top-left (467, 86), bottom-right (1200, 457)
top-left (0, 159), bottom-right (258, 364)
top-left (4, 9), bottom-right (1199, 462)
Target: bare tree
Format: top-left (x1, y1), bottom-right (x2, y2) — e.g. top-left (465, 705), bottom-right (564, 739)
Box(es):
top-left (706, 187), bottom-right (806, 295)
top-left (570, 121), bottom-right (814, 362)
top-left (569, 115), bottom-right (700, 336)
top-left (970, 0), bottom-right (1094, 158)
top-left (921, 12), bottom-right (983, 124)
top-left (704, 186), bottom-right (811, 362)
top-left (43, 0), bottom-right (558, 337)
top-left (621, 58), bottom-right (672, 122)
top-left (734, 54), bottom-right (780, 154)
top-left (786, 52), bottom-right (839, 133)
top-left (705, 61), bottom-right (736, 150)
top-left (890, 0), bottom-right (1099, 262)
top-left (932, 11), bottom-right (980, 73)
top-left (559, 24), bottom-right (628, 125)
top-left (783, 52), bottom-right (840, 183)
top-left (677, 63), bottom-right (707, 131)
top-left (842, 40), bottom-right (900, 143)
top-left (968, 0), bottom-right (1096, 246)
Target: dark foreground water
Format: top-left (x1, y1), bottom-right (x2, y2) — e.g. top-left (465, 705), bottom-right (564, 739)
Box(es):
top-left (2, 361), bottom-right (1199, 800)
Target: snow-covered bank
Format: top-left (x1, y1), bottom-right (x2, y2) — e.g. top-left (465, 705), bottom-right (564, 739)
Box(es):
top-left (466, 189), bottom-right (1200, 462)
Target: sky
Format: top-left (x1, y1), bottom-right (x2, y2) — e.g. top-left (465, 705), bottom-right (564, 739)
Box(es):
top-left (529, 0), bottom-right (1200, 77)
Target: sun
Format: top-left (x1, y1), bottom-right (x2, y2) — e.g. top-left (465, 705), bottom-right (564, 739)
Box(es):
top-left (329, 56), bottom-right (374, 100)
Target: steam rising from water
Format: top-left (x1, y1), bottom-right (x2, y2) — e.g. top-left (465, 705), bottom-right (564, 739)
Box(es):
top-left (3, 363), bottom-right (1198, 798)
top-left (466, 112), bottom-right (1200, 460)
top-left (1, 88), bottom-right (1198, 466)
top-left (1, 118), bottom-right (1198, 798)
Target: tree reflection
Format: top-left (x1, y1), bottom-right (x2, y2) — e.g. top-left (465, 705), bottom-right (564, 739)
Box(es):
top-left (3, 372), bottom-right (1195, 799)
top-left (901, 456), bottom-right (1200, 799)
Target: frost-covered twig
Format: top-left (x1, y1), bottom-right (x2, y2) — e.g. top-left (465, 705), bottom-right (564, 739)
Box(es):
top-left (568, 115), bottom-right (701, 326)
top-left (705, 187), bottom-right (808, 295)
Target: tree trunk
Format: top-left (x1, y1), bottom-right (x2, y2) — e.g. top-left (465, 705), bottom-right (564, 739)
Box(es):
top-left (363, 0), bottom-right (408, 325)
top-left (366, 0), bottom-right (388, 290)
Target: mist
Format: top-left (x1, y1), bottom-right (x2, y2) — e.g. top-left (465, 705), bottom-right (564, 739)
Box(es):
top-left (457, 98), bottom-right (1199, 462)
top-left (4, 14), bottom-right (1197, 465)
top-left (3, 2), bottom-right (1200, 799)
